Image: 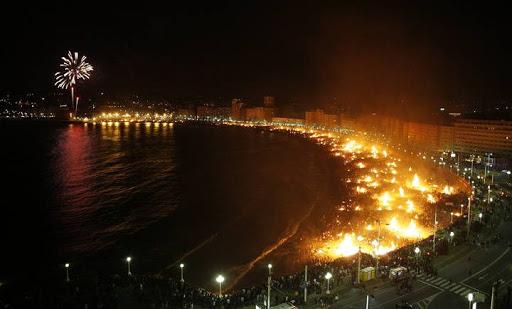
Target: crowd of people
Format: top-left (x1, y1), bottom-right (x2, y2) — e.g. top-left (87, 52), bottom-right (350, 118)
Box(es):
top-left (3, 192), bottom-right (510, 308)
top-left (2, 149), bottom-right (511, 308)
top-left (0, 225), bottom-right (466, 309)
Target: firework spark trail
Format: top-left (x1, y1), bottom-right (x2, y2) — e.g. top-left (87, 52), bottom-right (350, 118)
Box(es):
top-left (55, 51), bottom-right (93, 113)
top-left (55, 51), bottom-right (93, 89)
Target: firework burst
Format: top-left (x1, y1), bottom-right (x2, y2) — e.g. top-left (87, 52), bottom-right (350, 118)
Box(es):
top-left (55, 51), bottom-right (93, 89)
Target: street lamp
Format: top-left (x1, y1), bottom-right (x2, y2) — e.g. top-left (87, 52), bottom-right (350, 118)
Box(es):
top-left (304, 265), bottom-right (308, 303)
top-left (356, 235), bottom-right (363, 284)
top-left (325, 272), bottom-right (332, 294)
top-left (450, 212), bottom-right (454, 224)
top-left (126, 256), bottom-right (132, 276)
top-left (467, 292), bottom-right (474, 309)
top-left (467, 197), bottom-right (472, 239)
top-left (487, 185), bottom-right (491, 207)
top-left (479, 213), bottom-right (483, 223)
top-left (374, 219), bottom-right (385, 277)
top-left (179, 263), bottom-right (184, 283)
top-left (216, 274), bottom-right (225, 297)
top-left (414, 247), bottom-right (421, 273)
top-left (433, 205), bottom-right (438, 254)
top-left (65, 263), bottom-right (70, 282)
top-left (267, 264), bottom-right (272, 309)
top-left (470, 155), bottom-right (474, 177)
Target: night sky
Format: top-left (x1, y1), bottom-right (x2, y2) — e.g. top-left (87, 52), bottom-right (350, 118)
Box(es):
top-left (2, 2), bottom-right (512, 109)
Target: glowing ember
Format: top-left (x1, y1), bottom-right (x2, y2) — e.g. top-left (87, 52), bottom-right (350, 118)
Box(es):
top-left (356, 186), bottom-right (367, 194)
top-left (224, 120), bottom-right (467, 261)
top-left (403, 220), bottom-right (422, 238)
top-left (442, 185), bottom-right (454, 195)
top-left (388, 216), bottom-right (399, 232)
top-left (333, 233), bottom-right (360, 256)
top-left (379, 191), bottom-right (392, 206)
top-left (411, 174), bottom-right (420, 188)
top-left (342, 140), bottom-right (363, 152)
top-left (406, 200), bottom-right (415, 213)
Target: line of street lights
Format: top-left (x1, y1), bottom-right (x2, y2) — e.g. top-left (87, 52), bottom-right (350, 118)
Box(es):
top-left (61, 256), bottom-right (228, 301)
top-left (61, 189), bottom-right (474, 304)
top-left (62, 181), bottom-right (475, 303)
top-left (61, 258), bottom-right (340, 308)
top-left (60, 230), bottom-right (467, 303)
top-left (56, 148), bottom-right (499, 306)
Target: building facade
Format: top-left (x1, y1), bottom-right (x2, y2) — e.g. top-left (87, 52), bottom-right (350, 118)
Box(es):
top-left (245, 107), bottom-right (275, 122)
top-left (305, 109), bottom-right (338, 127)
top-left (453, 119), bottom-right (512, 157)
top-left (272, 117), bottom-right (305, 125)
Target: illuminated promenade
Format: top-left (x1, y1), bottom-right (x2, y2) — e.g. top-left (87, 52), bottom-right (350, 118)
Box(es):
top-left (75, 116), bottom-right (508, 308)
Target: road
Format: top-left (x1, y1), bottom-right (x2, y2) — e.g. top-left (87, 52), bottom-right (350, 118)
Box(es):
top-left (329, 203), bottom-right (512, 308)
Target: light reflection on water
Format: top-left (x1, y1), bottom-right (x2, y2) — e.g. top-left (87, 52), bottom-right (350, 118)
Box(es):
top-left (53, 123), bottom-right (178, 253)
top-left (0, 121), bottom-right (342, 290)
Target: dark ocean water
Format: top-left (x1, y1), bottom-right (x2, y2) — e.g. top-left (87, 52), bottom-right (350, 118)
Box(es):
top-left (0, 121), bottom-right (346, 291)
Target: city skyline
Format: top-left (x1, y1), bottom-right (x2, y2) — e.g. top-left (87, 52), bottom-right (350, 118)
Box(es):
top-left (2, 2), bottom-right (512, 112)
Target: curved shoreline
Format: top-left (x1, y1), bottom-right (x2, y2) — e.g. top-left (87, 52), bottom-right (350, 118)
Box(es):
top-left (208, 119), bottom-right (470, 255)
top-left (0, 119), bottom-right (474, 309)
top-left (161, 119), bottom-right (470, 291)
top-left (73, 118), bottom-right (468, 291)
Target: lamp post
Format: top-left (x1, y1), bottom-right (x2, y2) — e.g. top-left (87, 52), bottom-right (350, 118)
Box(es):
top-left (467, 292), bottom-right (474, 309)
top-left (470, 156), bottom-right (474, 177)
top-left (467, 197), bottom-right (472, 239)
top-left (456, 153), bottom-right (460, 175)
top-left (267, 264), bottom-right (272, 309)
top-left (304, 265), bottom-right (308, 303)
top-left (216, 275), bottom-right (225, 297)
top-left (479, 213), bottom-right (483, 223)
top-left (450, 211), bottom-right (454, 224)
top-left (487, 185), bottom-right (491, 208)
top-left (325, 272), bottom-right (332, 294)
top-left (485, 153), bottom-right (492, 183)
top-left (357, 246), bottom-right (362, 284)
top-left (433, 205), bottom-right (438, 254)
top-left (414, 247), bottom-right (421, 273)
top-left (126, 256), bottom-right (132, 276)
top-left (65, 263), bottom-right (70, 282)
top-left (375, 220), bottom-right (382, 277)
top-left (180, 263), bottom-right (184, 283)
top-left (450, 231), bottom-right (455, 244)
top-left (355, 235), bottom-right (364, 284)
top-left (490, 279), bottom-right (504, 309)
